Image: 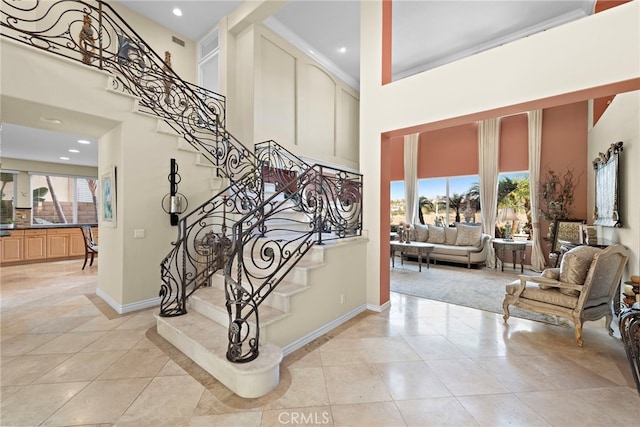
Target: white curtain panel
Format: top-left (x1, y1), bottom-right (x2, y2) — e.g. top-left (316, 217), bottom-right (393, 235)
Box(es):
top-left (404, 133), bottom-right (420, 224)
top-left (478, 118), bottom-right (500, 268)
top-left (528, 109), bottom-right (546, 272)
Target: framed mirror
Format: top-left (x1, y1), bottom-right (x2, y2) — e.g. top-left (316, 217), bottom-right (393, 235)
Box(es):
top-left (593, 141), bottom-right (623, 227)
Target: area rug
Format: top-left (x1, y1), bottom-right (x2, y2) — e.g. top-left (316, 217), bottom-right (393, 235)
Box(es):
top-left (391, 262), bottom-right (571, 327)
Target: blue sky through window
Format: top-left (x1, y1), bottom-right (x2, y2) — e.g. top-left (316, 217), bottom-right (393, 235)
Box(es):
top-left (391, 172), bottom-right (528, 200)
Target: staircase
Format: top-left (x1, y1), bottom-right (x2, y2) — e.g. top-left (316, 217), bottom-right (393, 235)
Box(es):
top-left (1, 0), bottom-right (364, 398)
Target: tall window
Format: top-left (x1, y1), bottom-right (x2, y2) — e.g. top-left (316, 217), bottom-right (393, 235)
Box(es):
top-left (31, 174), bottom-right (98, 225)
top-left (199, 30), bottom-right (220, 94)
top-left (0, 171), bottom-right (17, 227)
top-left (390, 181), bottom-right (405, 227)
top-left (418, 175), bottom-right (480, 226)
top-left (496, 171), bottom-right (530, 237)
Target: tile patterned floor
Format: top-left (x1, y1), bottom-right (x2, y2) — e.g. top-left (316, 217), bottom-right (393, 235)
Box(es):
top-left (1, 259), bottom-right (639, 426)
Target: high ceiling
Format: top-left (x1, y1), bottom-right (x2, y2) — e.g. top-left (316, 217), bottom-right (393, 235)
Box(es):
top-left (2, 0), bottom-right (596, 168)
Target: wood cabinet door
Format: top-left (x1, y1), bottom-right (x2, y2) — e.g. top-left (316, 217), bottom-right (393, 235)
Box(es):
top-left (24, 233), bottom-right (46, 260)
top-left (69, 231), bottom-right (86, 257)
top-left (46, 234), bottom-right (69, 258)
top-left (1, 235), bottom-right (23, 263)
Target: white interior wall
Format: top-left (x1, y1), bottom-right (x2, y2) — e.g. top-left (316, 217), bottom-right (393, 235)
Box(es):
top-left (588, 91), bottom-right (640, 278)
top-left (360, 1), bottom-right (640, 307)
top-left (2, 40), bottom-right (217, 310)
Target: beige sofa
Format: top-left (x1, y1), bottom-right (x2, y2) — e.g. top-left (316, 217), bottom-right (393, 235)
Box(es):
top-left (404, 223), bottom-right (491, 268)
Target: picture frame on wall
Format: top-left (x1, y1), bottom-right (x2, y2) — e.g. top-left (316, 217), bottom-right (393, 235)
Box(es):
top-left (101, 166), bottom-right (116, 227)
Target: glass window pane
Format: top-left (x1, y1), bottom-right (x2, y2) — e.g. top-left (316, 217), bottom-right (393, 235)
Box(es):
top-left (31, 174), bottom-right (98, 225)
top-left (77, 178), bottom-right (98, 223)
top-left (418, 178), bottom-right (446, 226)
top-left (390, 181), bottom-right (405, 228)
top-left (449, 175), bottom-right (480, 225)
top-left (497, 172), bottom-right (530, 238)
top-left (0, 172), bottom-right (17, 227)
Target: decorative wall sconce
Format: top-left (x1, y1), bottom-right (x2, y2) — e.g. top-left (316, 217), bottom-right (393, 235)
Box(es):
top-left (162, 158), bottom-right (188, 226)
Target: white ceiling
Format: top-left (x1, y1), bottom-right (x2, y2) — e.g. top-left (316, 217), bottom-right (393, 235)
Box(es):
top-left (1, 0), bottom-right (596, 168)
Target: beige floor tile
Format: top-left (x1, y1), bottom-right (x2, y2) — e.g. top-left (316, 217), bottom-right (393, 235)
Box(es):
top-left (335, 315), bottom-right (400, 339)
top-left (1, 317), bottom-right (51, 335)
top-left (0, 333), bottom-right (62, 357)
top-left (517, 386), bottom-right (640, 425)
top-left (29, 330), bottom-right (106, 354)
top-left (81, 328), bottom-right (146, 352)
top-left (115, 310), bottom-right (157, 330)
top-left (264, 367), bottom-right (330, 409)
top-left (98, 348), bottom-right (169, 379)
top-left (27, 315), bottom-right (94, 334)
top-left (472, 356), bottom-right (561, 392)
top-left (406, 335), bottom-right (467, 360)
top-left (69, 315), bottom-right (128, 332)
top-left (361, 336), bottom-right (421, 363)
top-left (376, 361), bottom-right (452, 400)
top-left (62, 303), bottom-right (103, 317)
top-left (395, 397), bottom-right (481, 427)
top-left (116, 375), bottom-right (205, 425)
top-left (32, 350), bottom-right (126, 384)
top-left (286, 348), bottom-right (322, 369)
top-left (426, 358), bottom-right (510, 396)
top-left (156, 359), bottom-right (189, 377)
top-left (261, 407), bottom-right (331, 427)
top-left (389, 317), bottom-right (442, 336)
top-left (318, 338), bottom-right (369, 366)
top-left (1, 385), bottom-right (23, 402)
top-left (189, 411), bottom-right (262, 427)
top-left (41, 378), bottom-right (151, 426)
top-left (1, 353), bottom-right (71, 385)
top-left (331, 401), bottom-right (405, 426)
top-left (323, 364), bottom-right (392, 405)
top-left (457, 393), bottom-right (552, 426)
top-left (0, 381), bottom-right (88, 426)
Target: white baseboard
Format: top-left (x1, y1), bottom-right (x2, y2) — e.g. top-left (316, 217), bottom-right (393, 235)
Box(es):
top-left (282, 304), bottom-right (367, 356)
top-left (367, 299), bottom-right (391, 313)
top-left (96, 288), bottom-right (161, 314)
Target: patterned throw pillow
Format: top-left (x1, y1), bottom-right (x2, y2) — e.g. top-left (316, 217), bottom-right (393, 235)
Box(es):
top-left (413, 224), bottom-right (429, 242)
top-left (427, 225), bottom-right (446, 244)
top-left (559, 246), bottom-right (602, 296)
top-left (454, 223), bottom-right (482, 247)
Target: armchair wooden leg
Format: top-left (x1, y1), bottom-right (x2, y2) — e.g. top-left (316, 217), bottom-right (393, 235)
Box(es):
top-left (82, 253), bottom-right (88, 270)
top-left (575, 324), bottom-right (583, 347)
top-left (502, 301), bottom-right (511, 322)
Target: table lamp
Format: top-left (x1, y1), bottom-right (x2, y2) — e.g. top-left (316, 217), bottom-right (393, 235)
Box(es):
top-left (501, 207), bottom-right (519, 240)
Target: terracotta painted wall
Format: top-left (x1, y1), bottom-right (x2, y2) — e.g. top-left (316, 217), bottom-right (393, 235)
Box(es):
top-left (387, 101), bottom-right (589, 263)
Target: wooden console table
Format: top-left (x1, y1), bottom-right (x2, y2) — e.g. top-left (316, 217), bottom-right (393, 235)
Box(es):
top-left (493, 238), bottom-right (527, 273)
top-left (390, 241), bottom-right (435, 272)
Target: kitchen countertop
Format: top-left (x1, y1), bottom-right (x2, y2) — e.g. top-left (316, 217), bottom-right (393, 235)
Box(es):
top-left (0, 224), bottom-right (98, 233)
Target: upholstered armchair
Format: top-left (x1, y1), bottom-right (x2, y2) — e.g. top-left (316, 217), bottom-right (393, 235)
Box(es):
top-left (503, 244), bottom-right (630, 346)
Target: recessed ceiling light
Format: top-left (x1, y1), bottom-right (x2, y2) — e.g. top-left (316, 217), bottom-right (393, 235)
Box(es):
top-left (68, 149), bottom-right (80, 153)
top-left (338, 46), bottom-right (347, 54)
top-left (173, 8), bottom-right (182, 17)
top-left (78, 140), bottom-right (91, 144)
top-left (40, 117), bottom-right (62, 124)
top-left (59, 156), bottom-right (70, 161)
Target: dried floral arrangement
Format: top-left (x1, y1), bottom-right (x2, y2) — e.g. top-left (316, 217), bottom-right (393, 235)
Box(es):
top-left (538, 168), bottom-right (580, 241)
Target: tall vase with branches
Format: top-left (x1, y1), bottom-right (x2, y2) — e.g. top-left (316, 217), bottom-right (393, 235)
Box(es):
top-left (538, 168), bottom-right (579, 242)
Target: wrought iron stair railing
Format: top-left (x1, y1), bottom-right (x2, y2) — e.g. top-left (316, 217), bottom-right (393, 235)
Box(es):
top-left (2, 0), bottom-right (363, 364)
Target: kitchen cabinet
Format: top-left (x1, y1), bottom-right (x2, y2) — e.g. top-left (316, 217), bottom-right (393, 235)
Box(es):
top-left (46, 228), bottom-right (69, 258)
top-left (69, 228), bottom-right (85, 257)
top-left (24, 229), bottom-right (46, 261)
top-left (0, 230), bottom-right (24, 263)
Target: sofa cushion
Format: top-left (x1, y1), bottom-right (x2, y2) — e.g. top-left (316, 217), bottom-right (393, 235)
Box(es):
top-left (559, 246), bottom-right (602, 296)
top-left (427, 226), bottom-right (446, 244)
top-left (445, 227), bottom-right (458, 244)
top-left (454, 223), bottom-right (482, 247)
top-left (413, 223), bottom-right (429, 242)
